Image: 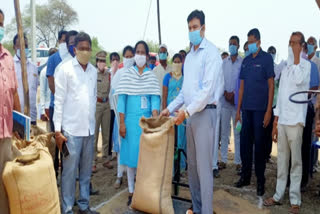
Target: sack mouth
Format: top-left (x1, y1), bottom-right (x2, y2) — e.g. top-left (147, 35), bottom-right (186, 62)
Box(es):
top-left (139, 117), bottom-right (175, 133)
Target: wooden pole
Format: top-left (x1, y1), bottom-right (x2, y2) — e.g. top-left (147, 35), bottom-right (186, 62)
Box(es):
top-left (157, 0), bottom-right (162, 45)
top-left (14, 0), bottom-right (30, 116)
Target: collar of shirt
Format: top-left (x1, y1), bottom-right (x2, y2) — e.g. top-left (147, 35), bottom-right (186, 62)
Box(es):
top-left (190, 38), bottom-right (208, 53)
top-left (0, 46), bottom-right (9, 58)
top-left (14, 54), bottom-right (32, 65)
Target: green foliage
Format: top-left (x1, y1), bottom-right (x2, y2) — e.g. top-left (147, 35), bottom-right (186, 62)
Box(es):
top-left (146, 40), bottom-right (159, 53)
top-left (90, 37), bottom-right (104, 65)
top-left (2, 41), bottom-right (15, 56)
top-left (5, 0), bottom-right (78, 48)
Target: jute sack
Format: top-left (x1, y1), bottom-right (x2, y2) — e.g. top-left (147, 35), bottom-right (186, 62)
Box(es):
top-left (2, 146), bottom-right (60, 214)
top-left (131, 117), bottom-right (175, 214)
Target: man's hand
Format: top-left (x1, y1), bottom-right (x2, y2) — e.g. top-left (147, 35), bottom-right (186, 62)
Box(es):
top-left (120, 123), bottom-right (126, 138)
top-left (272, 121), bottom-right (278, 143)
top-left (263, 110), bottom-right (272, 128)
top-left (235, 111), bottom-right (242, 124)
top-left (314, 121), bottom-right (320, 137)
top-left (160, 108), bottom-right (170, 118)
top-left (45, 109), bottom-right (50, 118)
top-left (41, 114), bottom-right (49, 121)
top-left (55, 132), bottom-right (67, 151)
top-left (174, 110), bottom-right (186, 125)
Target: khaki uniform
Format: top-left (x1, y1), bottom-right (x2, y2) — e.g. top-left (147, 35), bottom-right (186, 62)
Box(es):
top-left (94, 71), bottom-right (111, 163)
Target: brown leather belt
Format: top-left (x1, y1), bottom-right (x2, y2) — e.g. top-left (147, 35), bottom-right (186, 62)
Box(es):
top-left (97, 97), bottom-right (109, 103)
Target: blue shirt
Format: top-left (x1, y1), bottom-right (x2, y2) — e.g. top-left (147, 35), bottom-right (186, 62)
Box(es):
top-left (46, 51), bottom-right (62, 107)
top-left (309, 60), bottom-right (319, 88)
top-left (167, 38), bottom-right (224, 116)
top-left (240, 49), bottom-right (275, 111)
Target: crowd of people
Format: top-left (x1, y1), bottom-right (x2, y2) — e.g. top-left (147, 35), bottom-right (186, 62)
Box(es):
top-left (1, 7), bottom-right (320, 214)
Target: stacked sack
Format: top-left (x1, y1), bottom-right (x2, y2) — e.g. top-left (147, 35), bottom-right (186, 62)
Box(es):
top-left (3, 127), bottom-right (60, 214)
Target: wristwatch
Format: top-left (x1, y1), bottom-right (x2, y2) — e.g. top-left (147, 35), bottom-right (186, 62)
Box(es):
top-left (184, 110), bottom-right (190, 119)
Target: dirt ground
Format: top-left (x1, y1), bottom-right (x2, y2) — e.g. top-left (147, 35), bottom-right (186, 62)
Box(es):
top-left (36, 118), bottom-right (320, 214)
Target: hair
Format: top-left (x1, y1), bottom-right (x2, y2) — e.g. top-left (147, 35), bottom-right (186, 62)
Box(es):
top-left (308, 36), bottom-right (317, 47)
top-left (243, 41), bottom-right (248, 51)
top-left (179, 50), bottom-right (187, 56)
top-left (0, 9), bottom-right (4, 18)
top-left (75, 32), bottom-right (91, 47)
top-left (172, 53), bottom-right (183, 62)
top-left (267, 46), bottom-right (276, 53)
top-left (134, 40), bottom-right (149, 56)
top-left (58, 30), bottom-right (68, 41)
top-left (229, 35), bottom-right (240, 46)
top-left (247, 28), bottom-right (261, 41)
top-left (149, 56), bottom-right (156, 61)
top-left (48, 48), bottom-right (58, 56)
top-left (13, 33), bottom-right (27, 46)
top-left (292, 31), bottom-right (305, 45)
top-left (187, 10), bottom-right (205, 26)
top-left (221, 52), bottom-right (229, 56)
top-left (66, 30), bottom-right (78, 46)
top-left (122, 45), bottom-right (134, 57)
top-left (110, 52), bottom-right (120, 61)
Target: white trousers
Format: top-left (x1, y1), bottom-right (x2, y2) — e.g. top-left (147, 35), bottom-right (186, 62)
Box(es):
top-left (117, 153), bottom-right (126, 178)
top-left (220, 107), bottom-right (241, 164)
top-left (127, 167), bottom-right (136, 193)
top-left (273, 124), bottom-right (303, 206)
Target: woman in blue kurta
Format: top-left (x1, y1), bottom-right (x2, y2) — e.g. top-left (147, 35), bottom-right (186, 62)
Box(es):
top-left (115, 41), bottom-right (160, 206)
top-left (162, 53), bottom-right (187, 171)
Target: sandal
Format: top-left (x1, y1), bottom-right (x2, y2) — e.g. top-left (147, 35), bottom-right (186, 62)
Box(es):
top-left (263, 197), bottom-right (281, 207)
top-left (289, 205), bottom-right (300, 214)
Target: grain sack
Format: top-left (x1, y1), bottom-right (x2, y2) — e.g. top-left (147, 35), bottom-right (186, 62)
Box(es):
top-left (131, 117), bottom-right (175, 214)
top-left (2, 147), bottom-right (60, 214)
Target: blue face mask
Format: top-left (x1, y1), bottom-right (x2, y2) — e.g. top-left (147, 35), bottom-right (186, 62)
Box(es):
top-left (189, 27), bottom-right (203, 46)
top-left (149, 64), bottom-right (156, 70)
top-left (17, 48), bottom-right (30, 59)
top-left (229, 45), bottom-right (238, 56)
top-left (68, 45), bottom-right (75, 57)
top-left (159, 52), bottom-right (167, 60)
top-left (245, 50), bottom-right (250, 57)
top-left (248, 42), bottom-right (259, 54)
top-left (271, 53), bottom-right (276, 61)
top-left (0, 27), bottom-right (4, 43)
top-left (307, 44), bottom-right (315, 55)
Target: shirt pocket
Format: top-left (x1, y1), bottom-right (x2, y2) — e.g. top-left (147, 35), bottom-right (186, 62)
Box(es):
top-left (252, 65), bottom-right (265, 81)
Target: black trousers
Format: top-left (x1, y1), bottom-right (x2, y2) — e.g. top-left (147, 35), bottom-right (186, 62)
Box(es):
top-left (264, 107), bottom-right (275, 161)
top-left (50, 107), bottom-right (63, 178)
top-left (240, 110), bottom-right (267, 185)
top-left (301, 103), bottom-right (314, 185)
top-left (108, 110), bottom-right (115, 156)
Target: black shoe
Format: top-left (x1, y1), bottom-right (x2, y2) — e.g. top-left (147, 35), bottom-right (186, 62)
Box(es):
top-left (234, 178), bottom-right (250, 188)
top-left (213, 169), bottom-right (220, 178)
top-left (127, 195), bottom-right (133, 206)
top-left (257, 184), bottom-right (265, 196)
top-left (78, 208), bottom-right (100, 214)
top-left (90, 188), bottom-right (99, 195)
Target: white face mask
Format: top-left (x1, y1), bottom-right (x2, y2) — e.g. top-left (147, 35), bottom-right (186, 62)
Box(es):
top-left (123, 57), bottom-right (135, 68)
top-left (287, 46), bottom-right (294, 66)
top-left (59, 42), bottom-right (69, 59)
top-left (134, 54), bottom-right (146, 68)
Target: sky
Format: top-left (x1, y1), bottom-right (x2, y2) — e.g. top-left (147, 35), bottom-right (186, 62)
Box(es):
top-left (2, 0), bottom-right (320, 62)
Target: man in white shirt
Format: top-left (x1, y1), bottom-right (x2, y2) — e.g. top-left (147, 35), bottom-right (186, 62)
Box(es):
top-left (153, 44), bottom-right (171, 105)
top-left (264, 32), bottom-right (311, 214)
top-left (53, 32), bottom-right (99, 214)
top-left (13, 34), bottom-right (38, 124)
top-left (40, 48), bottom-right (57, 131)
top-left (161, 10), bottom-right (223, 214)
top-left (219, 35), bottom-right (243, 172)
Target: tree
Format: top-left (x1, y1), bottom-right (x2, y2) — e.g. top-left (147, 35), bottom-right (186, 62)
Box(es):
top-left (146, 40), bottom-right (160, 53)
top-left (90, 37), bottom-right (104, 65)
top-left (6, 0), bottom-right (78, 48)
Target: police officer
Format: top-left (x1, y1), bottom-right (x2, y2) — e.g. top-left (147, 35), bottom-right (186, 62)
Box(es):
top-left (93, 51), bottom-right (112, 172)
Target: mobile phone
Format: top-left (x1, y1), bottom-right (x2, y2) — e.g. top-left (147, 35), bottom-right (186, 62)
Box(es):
top-left (62, 142), bottom-right (69, 158)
